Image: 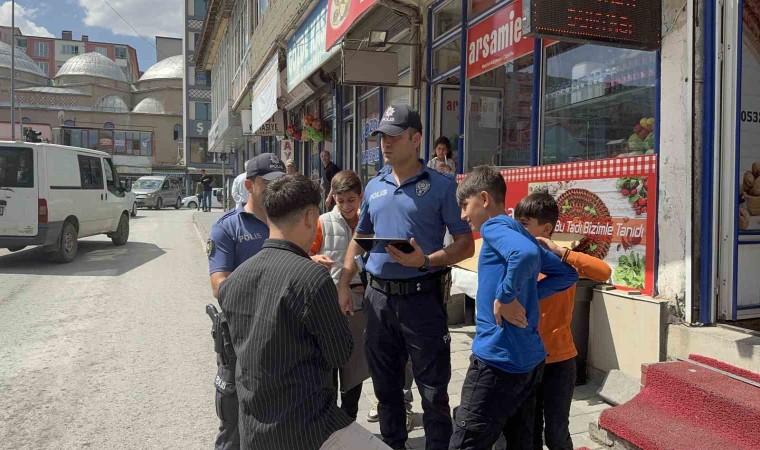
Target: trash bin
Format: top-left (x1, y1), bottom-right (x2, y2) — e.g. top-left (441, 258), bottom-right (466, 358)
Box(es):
top-left (572, 278), bottom-right (598, 385)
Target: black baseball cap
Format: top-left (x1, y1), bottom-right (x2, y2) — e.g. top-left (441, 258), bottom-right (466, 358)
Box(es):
top-left (371, 104), bottom-right (423, 137)
top-left (246, 153), bottom-right (286, 180)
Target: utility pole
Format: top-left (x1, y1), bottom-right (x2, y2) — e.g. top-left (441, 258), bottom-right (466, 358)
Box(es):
top-left (10, 0), bottom-right (16, 140)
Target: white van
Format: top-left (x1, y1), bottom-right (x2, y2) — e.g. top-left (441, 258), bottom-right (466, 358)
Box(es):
top-left (0, 142), bottom-right (131, 262)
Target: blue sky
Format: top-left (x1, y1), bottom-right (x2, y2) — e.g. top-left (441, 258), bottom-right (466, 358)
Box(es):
top-left (1, 0), bottom-right (184, 73)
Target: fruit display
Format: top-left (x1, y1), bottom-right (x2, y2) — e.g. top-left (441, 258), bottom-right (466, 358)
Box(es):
top-left (556, 189), bottom-right (613, 260)
top-left (616, 177), bottom-right (648, 216)
top-left (625, 117), bottom-right (656, 156)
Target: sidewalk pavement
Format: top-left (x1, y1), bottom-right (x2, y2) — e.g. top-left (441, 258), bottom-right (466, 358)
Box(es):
top-left (192, 211), bottom-right (611, 450)
top-left (193, 209), bottom-right (226, 241)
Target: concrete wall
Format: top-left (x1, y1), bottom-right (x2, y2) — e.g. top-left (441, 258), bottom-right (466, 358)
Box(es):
top-left (588, 290), bottom-right (669, 378)
top-left (655, 0), bottom-right (691, 304)
top-left (667, 324), bottom-right (760, 374)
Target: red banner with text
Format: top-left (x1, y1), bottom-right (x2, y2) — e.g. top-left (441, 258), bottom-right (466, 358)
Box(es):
top-left (459, 155), bottom-right (658, 295)
top-left (466, 0), bottom-right (534, 79)
top-left (326, 0), bottom-right (380, 51)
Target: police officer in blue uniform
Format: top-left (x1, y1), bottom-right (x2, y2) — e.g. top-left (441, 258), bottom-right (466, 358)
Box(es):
top-left (338, 104), bottom-right (475, 450)
top-left (207, 153), bottom-right (285, 450)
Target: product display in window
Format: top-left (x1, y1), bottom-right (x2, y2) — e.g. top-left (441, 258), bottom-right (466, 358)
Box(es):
top-left (542, 43), bottom-right (656, 164)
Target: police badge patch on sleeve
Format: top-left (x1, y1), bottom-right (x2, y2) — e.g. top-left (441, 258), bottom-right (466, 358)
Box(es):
top-left (415, 179), bottom-right (431, 197)
top-left (206, 238), bottom-right (215, 257)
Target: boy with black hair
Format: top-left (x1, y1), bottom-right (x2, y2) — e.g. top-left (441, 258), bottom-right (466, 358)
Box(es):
top-left (220, 174), bottom-right (390, 450)
top-left (450, 166), bottom-right (578, 450)
top-left (514, 192), bottom-right (611, 450)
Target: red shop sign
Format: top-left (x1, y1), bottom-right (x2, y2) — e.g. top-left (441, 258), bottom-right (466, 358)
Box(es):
top-left (466, 0), bottom-right (534, 79)
top-left (326, 0), bottom-right (379, 51)
top-left (457, 155), bottom-right (659, 296)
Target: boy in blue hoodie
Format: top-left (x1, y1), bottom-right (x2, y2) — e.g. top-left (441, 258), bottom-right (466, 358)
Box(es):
top-left (450, 166), bottom-right (578, 450)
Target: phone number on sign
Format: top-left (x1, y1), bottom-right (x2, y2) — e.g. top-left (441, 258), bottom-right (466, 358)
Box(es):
top-left (741, 111), bottom-right (760, 123)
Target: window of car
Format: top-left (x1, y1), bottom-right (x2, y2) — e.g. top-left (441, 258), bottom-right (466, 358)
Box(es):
top-left (78, 155), bottom-right (104, 190)
top-left (104, 158), bottom-right (124, 197)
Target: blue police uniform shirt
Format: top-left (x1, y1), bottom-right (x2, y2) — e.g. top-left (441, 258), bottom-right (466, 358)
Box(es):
top-left (208, 208), bottom-right (269, 274)
top-left (356, 162), bottom-right (471, 280)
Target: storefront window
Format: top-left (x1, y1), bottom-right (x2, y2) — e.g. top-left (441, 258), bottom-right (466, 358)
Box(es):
top-left (433, 0), bottom-right (462, 40)
top-left (114, 131), bottom-right (126, 154)
top-left (432, 37), bottom-right (461, 78)
top-left (343, 85), bottom-right (354, 105)
top-left (542, 43), bottom-right (656, 164)
top-left (98, 130), bottom-right (113, 153)
top-left (140, 132), bottom-right (153, 156)
top-left (467, 52), bottom-right (534, 169)
top-left (386, 73), bottom-right (411, 106)
top-left (189, 138), bottom-right (210, 164)
top-left (322, 95), bottom-right (334, 119)
top-left (359, 93), bottom-right (381, 185)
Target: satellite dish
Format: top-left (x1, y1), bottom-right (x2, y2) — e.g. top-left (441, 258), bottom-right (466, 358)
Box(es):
top-left (57, 111), bottom-right (65, 123)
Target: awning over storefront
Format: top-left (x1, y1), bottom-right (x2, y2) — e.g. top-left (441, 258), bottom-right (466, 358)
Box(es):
top-left (208, 99), bottom-right (242, 153)
top-left (250, 54), bottom-right (280, 133)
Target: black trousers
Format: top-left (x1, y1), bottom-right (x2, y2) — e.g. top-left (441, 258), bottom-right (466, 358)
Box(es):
top-left (214, 354), bottom-right (239, 450)
top-left (449, 356), bottom-right (544, 450)
top-left (333, 368), bottom-right (363, 420)
top-left (532, 359), bottom-right (576, 450)
top-left (364, 284), bottom-right (452, 450)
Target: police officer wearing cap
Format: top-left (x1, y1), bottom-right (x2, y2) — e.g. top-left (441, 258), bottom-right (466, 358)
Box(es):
top-left (207, 152), bottom-right (286, 450)
top-left (338, 104), bottom-right (475, 450)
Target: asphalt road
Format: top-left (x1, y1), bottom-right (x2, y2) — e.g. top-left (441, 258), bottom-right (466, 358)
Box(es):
top-left (0, 209), bottom-right (218, 449)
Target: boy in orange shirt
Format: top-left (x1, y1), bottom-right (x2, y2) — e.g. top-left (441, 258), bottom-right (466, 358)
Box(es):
top-left (514, 192), bottom-right (611, 450)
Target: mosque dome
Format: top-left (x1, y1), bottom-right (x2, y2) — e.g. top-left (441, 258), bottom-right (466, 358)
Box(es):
top-left (56, 52), bottom-right (128, 83)
top-left (132, 97), bottom-right (165, 114)
top-left (95, 94), bottom-right (129, 112)
top-left (139, 55), bottom-right (183, 81)
top-left (0, 41), bottom-right (48, 78)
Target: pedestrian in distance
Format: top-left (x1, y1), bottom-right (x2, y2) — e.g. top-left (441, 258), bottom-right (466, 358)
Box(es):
top-left (219, 174), bottom-right (391, 450)
top-left (195, 179), bottom-right (204, 211)
top-left (201, 169), bottom-right (215, 212)
top-left (320, 150), bottom-right (341, 210)
top-left (427, 136), bottom-right (457, 177)
top-left (450, 166), bottom-right (578, 450)
top-left (514, 192), bottom-right (611, 450)
top-left (231, 161), bottom-right (250, 209)
top-left (337, 104), bottom-right (475, 450)
top-left (206, 153), bottom-right (286, 450)
top-left (286, 158), bottom-right (298, 175)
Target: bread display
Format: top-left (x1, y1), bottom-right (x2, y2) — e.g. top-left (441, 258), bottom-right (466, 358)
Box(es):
top-left (743, 171), bottom-right (755, 192)
top-left (740, 208), bottom-right (751, 230)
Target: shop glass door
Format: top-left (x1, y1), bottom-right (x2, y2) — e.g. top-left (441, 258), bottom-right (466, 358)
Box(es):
top-left (718, 0), bottom-right (760, 320)
top-left (359, 92), bottom-right (382, 186)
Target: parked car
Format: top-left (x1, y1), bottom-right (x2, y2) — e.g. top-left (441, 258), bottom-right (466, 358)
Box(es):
top-left (182, 187), bottom-right (224, 209)
top-left (132, 176), bottom-right (183, 210)
top-left (0, 142), bottom-right (131, 263)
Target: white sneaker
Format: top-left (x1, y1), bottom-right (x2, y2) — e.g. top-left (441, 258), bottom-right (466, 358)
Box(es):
top-left (367, 402), bottom-right (379, 422)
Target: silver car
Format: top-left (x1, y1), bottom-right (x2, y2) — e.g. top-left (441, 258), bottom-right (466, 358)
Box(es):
top-left (132, 176), bottom-right (183, 210)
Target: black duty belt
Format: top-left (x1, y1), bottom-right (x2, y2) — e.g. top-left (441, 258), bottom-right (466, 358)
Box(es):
top-left (369, 270), bottom-right (449, 296)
